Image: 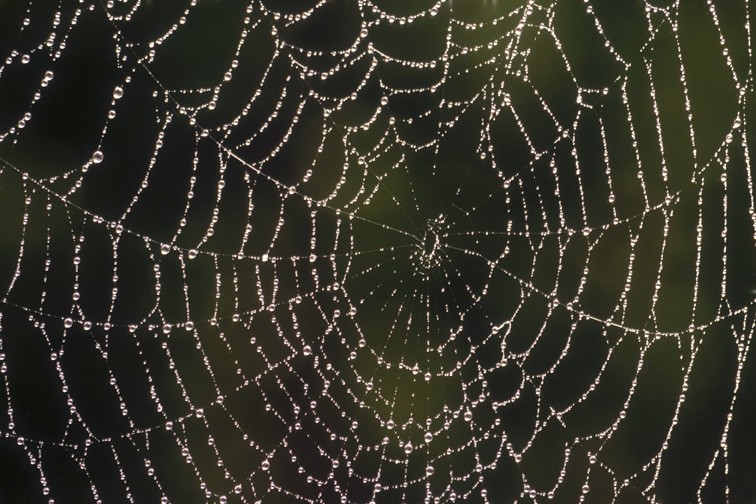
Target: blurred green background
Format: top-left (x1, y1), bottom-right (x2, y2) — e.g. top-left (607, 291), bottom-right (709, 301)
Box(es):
top-left (0, 0), bottom-right (754, 502)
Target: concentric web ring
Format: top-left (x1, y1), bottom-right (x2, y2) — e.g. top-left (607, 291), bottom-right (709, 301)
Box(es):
top-left (0, 0), bottom-right (754, 502)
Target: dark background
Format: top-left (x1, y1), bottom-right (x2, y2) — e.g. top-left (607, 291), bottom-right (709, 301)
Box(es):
top-left (0, 0), bottom-right (754, 503)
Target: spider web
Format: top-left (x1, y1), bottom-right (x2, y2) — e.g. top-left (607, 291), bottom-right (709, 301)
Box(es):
top-left (0, 0), bottom-right (755, 502)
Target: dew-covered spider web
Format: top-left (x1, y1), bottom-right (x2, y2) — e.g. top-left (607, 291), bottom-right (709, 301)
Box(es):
top-left (0, 0), bottom-right (755, 502)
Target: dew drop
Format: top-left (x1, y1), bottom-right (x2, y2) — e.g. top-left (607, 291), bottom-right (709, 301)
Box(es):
top-left (92, 151), bottom-right (104, 164)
